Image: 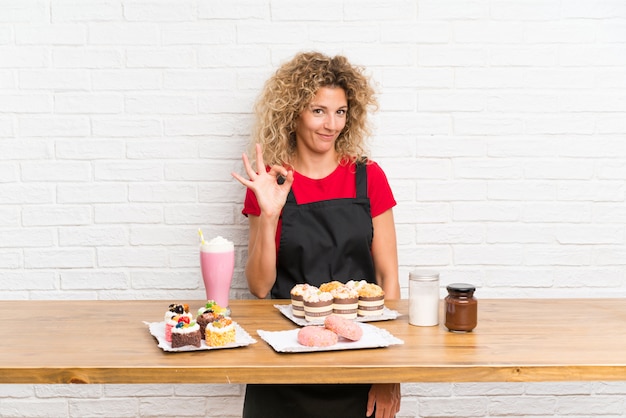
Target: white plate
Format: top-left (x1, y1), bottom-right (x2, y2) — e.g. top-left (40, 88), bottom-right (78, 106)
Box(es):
top-left (275, 304), bottom-right (400, 326)
top-left (257, 322), bottom-right (404, 353)
top-left (145, 321), bottom-right (257, 352)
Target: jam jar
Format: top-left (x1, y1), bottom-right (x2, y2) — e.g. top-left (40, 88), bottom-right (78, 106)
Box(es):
top-left (444, 283), bottom-right (477, 332)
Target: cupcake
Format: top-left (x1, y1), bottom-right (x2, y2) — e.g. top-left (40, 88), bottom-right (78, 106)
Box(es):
top-left (319, 280), bottom-right (344, 293)
top-left (171, 318), bottom-right (201, 348)
top-left (356, 282), bottom-right (385, 317)
top-left (205, 317), bottom-right (236, 347)
top-left (346, 280), bottom-right (368, 292)
top-left (303, 289), bottom-right (333, 322)
top-left (331, 285), bottom-right (359, 320)
top-left (290, 284), bottom-right (313, 319)
top-left (290, 283), bottom-right (318, 318)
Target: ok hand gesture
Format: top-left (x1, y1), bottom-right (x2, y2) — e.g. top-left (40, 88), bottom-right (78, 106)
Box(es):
top-left (231, 143), bottom-right (294, 219)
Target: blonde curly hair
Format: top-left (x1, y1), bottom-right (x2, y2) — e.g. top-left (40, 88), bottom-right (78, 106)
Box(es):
top-left (251, 51), bottom-right (378, 167)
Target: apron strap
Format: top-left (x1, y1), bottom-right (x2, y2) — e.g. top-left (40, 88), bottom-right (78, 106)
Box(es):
top-left (355, 159), bottom-right (367, 199)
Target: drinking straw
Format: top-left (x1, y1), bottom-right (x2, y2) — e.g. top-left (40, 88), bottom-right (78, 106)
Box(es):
top-left (198, 228), bottom-right (206, 245)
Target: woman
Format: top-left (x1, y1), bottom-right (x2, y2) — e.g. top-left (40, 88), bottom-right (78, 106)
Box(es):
top-left (232, 51), bottom-right (401, 418)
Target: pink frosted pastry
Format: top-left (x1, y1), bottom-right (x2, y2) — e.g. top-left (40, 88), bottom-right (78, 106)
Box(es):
top-left (324, 314), bottom-right (363, 342)
top-left (297, 326), bottom-right (338, 347)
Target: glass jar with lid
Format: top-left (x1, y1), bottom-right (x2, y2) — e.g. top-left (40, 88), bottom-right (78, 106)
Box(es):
top-left (408, 270), bottom-right (440, 326)
top-left (444, 283), bottom-right (477, 332)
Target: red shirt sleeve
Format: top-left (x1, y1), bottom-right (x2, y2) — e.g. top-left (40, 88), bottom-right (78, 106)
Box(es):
top-left (366, 161), bottom-right (397, 218)
top-left (242, 188), bottom-right (261, 217)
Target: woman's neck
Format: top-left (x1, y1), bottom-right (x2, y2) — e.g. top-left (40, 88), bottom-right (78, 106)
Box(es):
top-left (291, 152), bottom-right (340, 179)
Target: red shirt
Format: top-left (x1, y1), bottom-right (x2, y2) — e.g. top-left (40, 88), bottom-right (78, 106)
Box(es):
top-left (242, 161), bottom-right (396, 251)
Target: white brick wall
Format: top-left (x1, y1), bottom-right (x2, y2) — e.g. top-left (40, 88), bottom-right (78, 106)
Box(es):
top-left (1, 0), bottom-right (625, 416)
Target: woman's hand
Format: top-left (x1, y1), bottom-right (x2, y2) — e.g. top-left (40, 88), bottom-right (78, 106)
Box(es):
top-left (367, 383), bottom-right (401, 418)
top-left (231, 143), bottom-right (294, 219)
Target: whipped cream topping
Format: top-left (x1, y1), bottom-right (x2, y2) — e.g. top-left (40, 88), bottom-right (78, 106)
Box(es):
top-left (171, 321), bottom-right (200, 333)
top-left (200, 235), bottom-right (234, 252)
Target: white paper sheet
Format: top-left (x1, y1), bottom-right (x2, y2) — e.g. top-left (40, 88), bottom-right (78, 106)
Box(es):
top-left (275, 304), bottom-right (400, 326)
top-left (145, 321), bottom-right (257, 352)
top-left (257, 322), bottom-right (404, 353)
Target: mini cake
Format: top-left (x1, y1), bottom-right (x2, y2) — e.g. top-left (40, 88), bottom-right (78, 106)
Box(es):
top-left (331, 285), bottom-right (359, 320)
top-left (197, 311), bottom-right (220, 339)
top-left (356, 282), bottom-right (385, 317)
top-left (164, 303), bottom-right (192, 342)
top-left (205, 317), bottom-right (236, 347)
top-left (303, 290), bottom-right (333, 322)
top-left (171, 318), bottom-right (201, 348)
top-left (290, 284), bottom-right (313, 319)
top-left (197, 300), bottom-right (227, 317)
top-left (197, 300), bottom-right (226, 338)
top-left (297, 326), bottom-right (338, 347)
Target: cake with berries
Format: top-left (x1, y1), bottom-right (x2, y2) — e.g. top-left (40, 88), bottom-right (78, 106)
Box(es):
top-left (164, 303), bottom-right (192, 342)
top-left (170, 317), bottom-right (201, 348)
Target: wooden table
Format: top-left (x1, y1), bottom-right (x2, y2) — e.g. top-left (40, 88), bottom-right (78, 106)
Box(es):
top-left (2, 299), bottom-right (625, 384)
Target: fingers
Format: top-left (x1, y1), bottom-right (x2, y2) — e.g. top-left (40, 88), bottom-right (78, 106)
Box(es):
top-left (231, 171), bottom-right (250, 187)
top-left (254, 143), bottom-right (266, 175)
top-left (366, 394), bottom-right (375, 417)
top-left (241, 152), bottom-right (257, 180)
top-left (233, 142), bottom-right (294, 189)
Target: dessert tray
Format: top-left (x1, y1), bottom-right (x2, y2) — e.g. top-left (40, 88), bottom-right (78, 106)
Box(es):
top-left (257, 323), bottom-right (404, 353)
top-left (274, 304), bottom-right (400, 326)
top-left (145, 321), bottom-right (257, 352)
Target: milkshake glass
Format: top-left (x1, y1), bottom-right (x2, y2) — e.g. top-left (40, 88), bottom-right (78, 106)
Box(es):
top-left (200, 236), bottom-right (234, 310)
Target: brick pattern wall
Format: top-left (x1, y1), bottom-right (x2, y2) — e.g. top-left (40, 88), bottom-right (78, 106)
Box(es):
top-left (1, 0), bottom-right (626, 416)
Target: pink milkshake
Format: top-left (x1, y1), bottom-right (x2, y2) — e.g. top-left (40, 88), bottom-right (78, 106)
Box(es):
top-left (200, 236), bottom-right (234, 308)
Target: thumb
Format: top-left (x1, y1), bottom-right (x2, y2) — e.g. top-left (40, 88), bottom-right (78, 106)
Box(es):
top-left (366, 396), bottom-right (375, 417)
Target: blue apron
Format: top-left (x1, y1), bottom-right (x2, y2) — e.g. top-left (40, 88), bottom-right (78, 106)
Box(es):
top-left (244, 162), bottom-right (378, 418)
